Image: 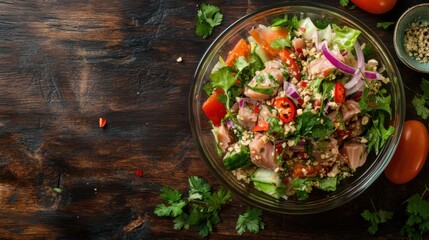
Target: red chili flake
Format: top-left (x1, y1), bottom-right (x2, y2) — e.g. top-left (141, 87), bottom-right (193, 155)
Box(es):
top-left (99, 117), bottom-right (107, 128)
top-left (135, 169), bottom-right (143, 177)
top-left (253, 105), bottom-right (260, 113)
top-left (300, 81), bottom-right (307, 88)
top-left (298, 98), bottom-right (304, 105)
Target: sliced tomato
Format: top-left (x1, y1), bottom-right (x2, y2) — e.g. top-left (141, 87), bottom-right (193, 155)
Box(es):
top-left (252, 119), bottom-right (269, 132)
top-left (279, 49), bottom-right (301, 81)
top-left (334, 82), bottom-right (346, 103)
top-left (249, 27), bottom-right (289, 58)
top-left (202, 90), bottom-right (227, 127)
top-left (275, 97), bottom-right (296, 123)
top-left (225, 38), bottom-right (250, 67)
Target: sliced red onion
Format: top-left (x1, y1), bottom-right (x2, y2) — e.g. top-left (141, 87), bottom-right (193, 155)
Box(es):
top-left (346, 79), bottom-right (364, 96)
top-left (322, 42), bottom-right (385, 82)
top-left (226, 119), bottom-right (235, 129)
top-left (364, 71), bottom-right (384, 80)
top-left (284, 82), bottom-right (300, 99)
top-left (321, 42), bottom-right (356, 75)
top-left (238, 97), bottom-right (260, 108)
top-left (344, 41), bottom-right (365, 89)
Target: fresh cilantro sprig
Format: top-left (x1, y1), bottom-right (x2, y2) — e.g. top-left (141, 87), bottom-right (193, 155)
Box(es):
top-left (270, 15), bottom-right (299, 31)
top-left (196, 3), bottom-right (223, 39)
top-left (339, 0), bottom-right (349, 7)
top-left (410, 78), bottom-right (429, 120)
top-left (377, 22), bottom-right (395, 29)
top-left (154, 176), bottom-right (232, 237)
top-left (361, 199), bottom-right (394, 234)
top-left (236, 208), bottom-right (265, 235)
top-left (400, 186), bottom-right (429, 240)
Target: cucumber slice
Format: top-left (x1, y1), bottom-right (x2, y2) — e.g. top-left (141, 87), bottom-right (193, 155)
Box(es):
top-left (223, 145), bottom-right (251, 170)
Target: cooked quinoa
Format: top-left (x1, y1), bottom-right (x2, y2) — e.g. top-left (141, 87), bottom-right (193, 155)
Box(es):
top-left (404, 20), bottom-right (429, 63)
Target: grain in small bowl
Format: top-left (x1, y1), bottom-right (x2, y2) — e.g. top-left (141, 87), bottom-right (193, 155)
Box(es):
top-left (394, 3), bottom-right (429, 73)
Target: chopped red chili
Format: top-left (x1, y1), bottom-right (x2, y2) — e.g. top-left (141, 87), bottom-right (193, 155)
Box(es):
top-left (275, 97), bottom-right (296, 123)
top-left (99, 117), bottom-right (107, 128)
top-left (135, 169), bottom-right (143, 177)
top-left (334, 82), bottom-right (346, 103)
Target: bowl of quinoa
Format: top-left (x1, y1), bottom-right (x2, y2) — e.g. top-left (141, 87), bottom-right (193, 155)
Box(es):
top-left (190, 2), bottom-right (405, 214)
top-left (394, 3), bottom-right (429, 73)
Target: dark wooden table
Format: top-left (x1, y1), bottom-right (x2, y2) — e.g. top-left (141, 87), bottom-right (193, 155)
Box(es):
top-left (1, 0), bottom-right (428, 239)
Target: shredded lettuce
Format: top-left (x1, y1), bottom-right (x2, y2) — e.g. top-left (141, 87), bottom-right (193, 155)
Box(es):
top-left (332, 24), bottom-right (361, 51)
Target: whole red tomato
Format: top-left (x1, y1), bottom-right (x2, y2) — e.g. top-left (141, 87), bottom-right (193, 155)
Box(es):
top-left (351, 0), bottom-right (397, 14)
top-left (384, 120), bottom-right (429, 184)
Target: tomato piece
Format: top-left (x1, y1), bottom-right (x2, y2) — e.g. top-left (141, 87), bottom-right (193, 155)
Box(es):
top-left (225, 38), bottom-right (250, 67)
top-left (334, 82), bottom-right (346, 103)
top-left (279, 49), bottom-right (301, 81)
top-left (351, 0), bottom-right (397, 14)
top-left (202, 90), bottom-right (227, 127)
top-left (292, 164), bottom-right (325, 178)
top-left (252, 119), bottom-right (269, 132)
top-left (275, 97), bottom-right (296, 123)
top-left (384, 120), bottom-right (429, 184)
top-left (249, 27), bottom-right (289, 58)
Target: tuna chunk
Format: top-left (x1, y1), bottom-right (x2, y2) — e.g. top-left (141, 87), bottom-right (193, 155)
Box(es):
top-left (249, 133), bottom-right (278, 170)
top-left (237, 102), bottom-right (258, 130)
top-left (340, 100), bottom-right (361, 122)
top-left (217, 124), bottom-right (233, 153)
top-left (308, 49), bottom-right (344, 78)
top-left (244, 60), bottom-right (286, 101)
top-left (341, 142), bottom-right (367, 169)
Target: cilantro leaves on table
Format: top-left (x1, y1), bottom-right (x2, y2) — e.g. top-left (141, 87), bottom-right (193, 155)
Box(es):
top-left (236, 208), bottom-right (265, 235)
top-left (410, 78), bottom-right (429, 120)
top-left (400, 186), bottom-right (429, 240)
top-left (361, 199), bottom-right (393, 235)
top-left (339, 0), bottom-right (349, 7)
top-left (377, 22), bottom-right (395, 29)
top-left (196, 3), bottom-right (223, 39)
top-left (154, 176), bottom-right (231, 237)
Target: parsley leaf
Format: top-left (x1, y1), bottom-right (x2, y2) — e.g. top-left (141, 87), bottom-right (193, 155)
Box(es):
top-left (236, 208), bottom-right (265, 235)
top-left (377, 22), bottom-right (395, 29)
top-left (411, 78), bottom-right (429, 120)
top-left (401, 186), bottom-right (429, 239)
top-left (295, 111), bottom-right (334, 140)
top-left (361, 200), bottom-right (393, 234)
top-left (154, 176), bottom-right (232, 237)
top-left (339, 0), bottom-right (349, 7)
top-left (196, 3), bottom-right (223, 39)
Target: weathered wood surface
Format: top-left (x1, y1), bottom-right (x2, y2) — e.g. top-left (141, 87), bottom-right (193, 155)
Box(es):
top-left (0, 0), bottom-right (428, 239)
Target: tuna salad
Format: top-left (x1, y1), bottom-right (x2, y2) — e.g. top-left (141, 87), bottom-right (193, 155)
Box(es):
top-left (201, 16), bottom-right (395, 200)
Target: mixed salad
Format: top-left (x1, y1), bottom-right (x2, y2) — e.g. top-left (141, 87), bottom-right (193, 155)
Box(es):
top-left (202, 16), bottom-right (395, 200)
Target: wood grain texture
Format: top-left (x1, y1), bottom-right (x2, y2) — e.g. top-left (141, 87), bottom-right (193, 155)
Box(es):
top-left (0, 0), bottom-right (428, 239)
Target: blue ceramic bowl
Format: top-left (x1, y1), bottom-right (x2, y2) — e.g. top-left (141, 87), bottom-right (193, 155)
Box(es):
top-left (394, 3), bottom-right (429, 73)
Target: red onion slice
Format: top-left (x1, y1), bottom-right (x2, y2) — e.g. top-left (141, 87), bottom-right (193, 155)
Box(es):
top-left (284, 81), bottom-right (300, 99)
top-left (322, 42), bottom-right (385, 81)
top-left (344, 41), bottom-right (365, 89)
top-left (321, 42), bottom-right (356, 75)
top-left (346, 79), bottom-right (365, 96)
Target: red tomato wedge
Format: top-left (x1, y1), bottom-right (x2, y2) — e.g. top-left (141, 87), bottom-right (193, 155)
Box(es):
top-left (252, 119), bottom-right (269, 132)
top-left (249, 27), bottom-right (289, 58)
top-left (225, 38), bottom-right (250, 67)
top-left (202, 90), bottom-right (227, 127)
top-left (384, 120), bottom-right (429, 184)
top-left (278, 49), bottom-right (301, 81)
top-left (351, 0), bottom-right (397, 14)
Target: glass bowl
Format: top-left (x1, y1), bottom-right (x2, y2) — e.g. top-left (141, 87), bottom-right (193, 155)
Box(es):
top-left (189, 2), bottom-right (405, 214)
